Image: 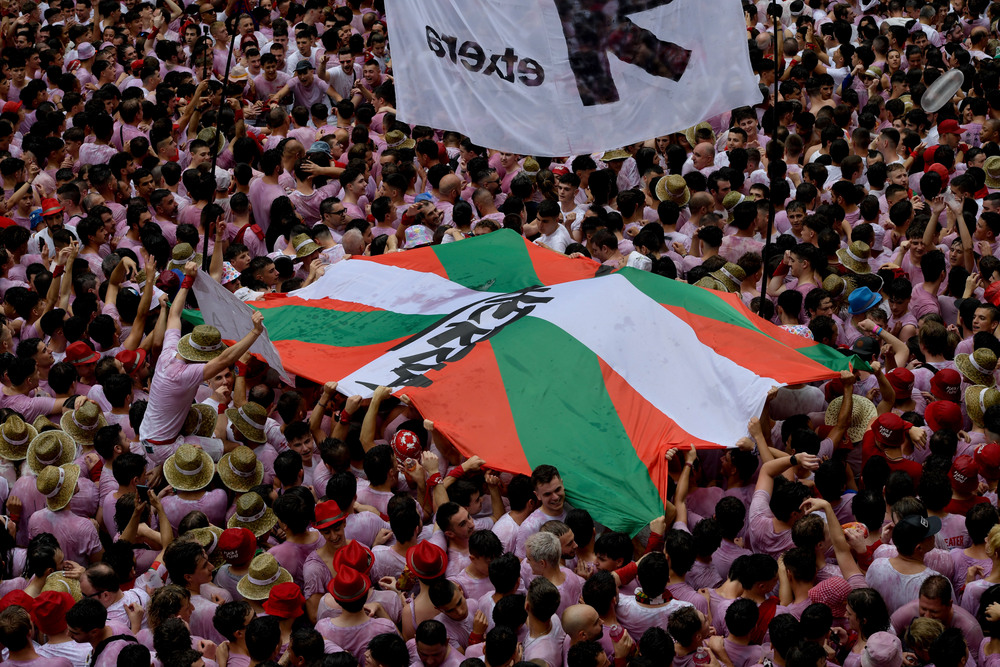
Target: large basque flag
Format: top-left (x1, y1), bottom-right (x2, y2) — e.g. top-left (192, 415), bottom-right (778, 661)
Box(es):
top-left (195, 231), bottom-right (855, 533)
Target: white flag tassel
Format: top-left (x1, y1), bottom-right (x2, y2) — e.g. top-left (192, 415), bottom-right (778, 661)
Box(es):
top-left (385, 0), bottom-right (762, 156)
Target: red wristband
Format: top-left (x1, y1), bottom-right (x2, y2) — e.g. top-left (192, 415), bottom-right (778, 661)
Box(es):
top-left (234, 361), bottom-right (248, 377)
top-left (447, 467), bottom-right (465, 479)
top-left (181, 275), bottom-right (195, 289)
top-left (234, 109), bottom-right (244, 121)
top-left (53, 265), bottom-right (64, 277)
top-left (772, 261), bottom-right (789, 277)
top-left (426, 473), bottom-right (442, 489)
top-left (338, 411), bottom-right (352, 423)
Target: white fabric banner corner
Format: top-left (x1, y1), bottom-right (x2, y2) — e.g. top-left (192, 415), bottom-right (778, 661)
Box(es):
top-left (385, 0), bottom-right (762, 156)
top-left (191, 270), bottom-right (291, 383)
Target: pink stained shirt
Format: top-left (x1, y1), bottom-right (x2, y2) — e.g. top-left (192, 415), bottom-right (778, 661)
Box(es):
top-left (864, 559), bottom-right (940, 612)
top-left (138, 328), bottom-right (208, 444)
top-left (747, 489), bottom-right (794, 559)
top-left (344, 510), bottom-right (390, 548)
top-left (267, 532), bottom-right (323, 587)
top-left (4, 657), bottom-right (73, 667)
top-left (523, 619), bottom-right (567, 667)
top-left (316, 615), bottom-right (398, 661)
top-left (161, 489), bottom-right (229, 532)
top-left (452, 568), bottom-right (494, 602)
top-left (371, 545), bottom-right (406, 582)
top-left (406, 639), bottom-right (464, 667)
top-left (27, 508), bottom-right (102, 565)
top-left (247, 180), bottom-right (288, 234)
top-left (910, 283), bottom-right (942, 320)
top-left (616, 594), bottom-right (693, 639)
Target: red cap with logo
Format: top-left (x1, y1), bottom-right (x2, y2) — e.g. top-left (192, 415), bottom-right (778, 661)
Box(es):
top-left (930, 369), bottom-right (962, 402)
top-left (391, 429), bottom-right (422, 460)
top-left (886, 368), bottom-right (915, 396)
top-left (925, 400), bottom-right (963, 433)
top-left (950, 454), bottom-right (980, 494)
top-left (217, 527), bottom-right (256, 566)
top-left (871, 413), bottom-right (912, 448)
top-left (976, 443), bottom-right (1000, 480)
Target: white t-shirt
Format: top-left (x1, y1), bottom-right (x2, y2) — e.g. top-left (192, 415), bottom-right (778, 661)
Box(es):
top-left (536, 225), bottom-right (573, 254)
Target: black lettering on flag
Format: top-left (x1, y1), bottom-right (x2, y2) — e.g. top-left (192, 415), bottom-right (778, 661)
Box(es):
top-left (552, 0), bottom-right (692, 106)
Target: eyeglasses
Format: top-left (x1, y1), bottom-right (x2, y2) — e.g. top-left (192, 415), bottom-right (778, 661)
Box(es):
top-left (331, 208), bottom-right (346, 215)
top-left (82, 590), bottom-right (102, 598)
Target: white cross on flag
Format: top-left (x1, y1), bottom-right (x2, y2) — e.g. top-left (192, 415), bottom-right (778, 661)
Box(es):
top-left (385, 0), bottom-right (763, 155)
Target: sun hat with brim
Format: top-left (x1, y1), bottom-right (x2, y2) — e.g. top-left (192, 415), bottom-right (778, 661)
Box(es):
top-left (333, 540), bottom-right (374, 574)
top-left (177, 325), bottom-right (228, 362)
top-left (36, 464), bottom-right (80, 512)
top-left (600, 149), bottom-right (630, 162)
top-left (384, 130), bottom-right (415, 150)
top-left (654, 174), bottom-right (691, 206)
top-left (228, 492), bottom-right (277, 537)
top-left (163, 444), bottom-right (215, 491)
top-left (0, 415), bottom-right (36, 461)
top-left (861, 632), bottom-right (902, 667)
top-left (847, 286), bottom-right (881, 315)
top-left (226, 402), bottom-right (267, 444)
top-left (115, 348), bottom-right (147, 376)
top-left (406, 540), bottom-right (448, 581)
top-left (237, 553), bottom-right (292, 601)
top-left (218, 445), bottom-right (263, 492)
top-left (694, 276), bottom-right (727, 292)
top-left (168, 243), bottom-right (203, 270)
top-left (404, 224), bottom-right (434, 249)
top-left (27, 430), bottom-right (77, 475)
top-left (65, 341), bottom-right (99, 366)
top-left (822, 273), bottom-right (855, 300)
top-left (40, 572), bottom-right (81, 601)
top-left (328, 566), bottom-right (371, 603)
top-left (291, 233), bottom-right (320, 259)
top-left (314, 500), bottom-right (348, 530)
top-left (263, 581), bottom-right (305, 618)
top-left (684, 121), bottom-right (716, 148)
top-left (721, 192), bottom-right (745, 223)
top-left (59, 401), bottom-right (107, 446)
top-left (187, 525), bottom-right (226, 568)
top-left (956, 348), bottom-right (998, 387)
top-left (709, 263), bottom-right (745, 293)
top-left (197, 127), bottom-right (227, 155)
top-left (836, 241), bottom-right (872, 275)
top-left (966, 384), bottom-right (1000, 428)
top-left (41, 198), bottom-right (63, 217)
top-left (183, 404), bottom-right (217, 438)
top-left (32, 416), bottom-right (60, 432)
top-left (825, 394), bottom-right (877, 444)
top-left (985, 156), bottom-right (1000, 189)
top-left (221, 262), bottom-right (240, 286)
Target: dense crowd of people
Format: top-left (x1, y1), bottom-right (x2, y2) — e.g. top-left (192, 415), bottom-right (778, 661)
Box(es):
top-left (1, 1), bottom-right (1000, 667)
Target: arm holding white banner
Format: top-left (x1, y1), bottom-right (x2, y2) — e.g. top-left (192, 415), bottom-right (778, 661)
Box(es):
top-left (190, 269), bottom-right (291, 383)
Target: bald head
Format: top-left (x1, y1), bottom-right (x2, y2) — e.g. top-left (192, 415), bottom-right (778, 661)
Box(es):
top-left (689, 191), bottom-right (714, 214)
top-left (342, 228), bottom-right (364, 255)
top-left (562, 604), bottom-right (600, 643)
top-left (439, 174), bottom-right (462, 202)
top-left (972, 27), bottom-right (989, 46)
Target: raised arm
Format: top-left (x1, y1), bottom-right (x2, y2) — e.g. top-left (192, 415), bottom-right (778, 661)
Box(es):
top-left (756, 453), bottom-right (820, 496)
top-left (800, 497), bottom-right (862, 579)
top-left (202, 310), bottom-right (265, 380)
top-left (826, 371), bottom-right (856, 447)
top-left (361, 385), bottom-right (392, 452)
top-left (310, 382), bottom-right (338, 443)
top-left (122, 254), bottom-right (156, 351)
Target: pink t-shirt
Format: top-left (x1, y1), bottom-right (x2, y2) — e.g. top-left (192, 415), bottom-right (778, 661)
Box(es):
top-left (28, 508), bottom-right (101, 565)
top-left (316, 615), bottom-right (398, 661)
top-left (162, 489), bottom-right (229, 531)
top-left (910, 283), bottom-right (942, 319)
top-left (139, 328), bottom-right (207, 444)
top-left (748, 489), bottom-right (793, 558)
top-left (371, 545), bottom-right (406, 582)
top-left (864, 559), bottom-right (939, 611)
top-left (523, 619), bottom-right (567, 667)
top-left (267, 533), bottom-right (322, 587)
top-left (616, 594), bottom-right (692, 639)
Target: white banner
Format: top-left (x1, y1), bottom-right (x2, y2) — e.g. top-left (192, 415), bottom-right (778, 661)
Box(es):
top-left (191, 271), bottom-right (291, 383)
top-left (385, 0), bottom-right (762, 156)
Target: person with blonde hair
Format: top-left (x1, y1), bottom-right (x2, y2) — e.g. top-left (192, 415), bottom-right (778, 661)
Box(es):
top-left (902, 617), bottom-right (945, 667)
top-left (962, 524), bottom-right (1000, 616)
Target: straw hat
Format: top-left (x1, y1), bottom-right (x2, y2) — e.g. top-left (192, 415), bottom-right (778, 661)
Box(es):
top-left (600, 149), bottom-right (630, 162)
top-left (825, 395), bottom-right (878, 443)
top-left (177, 325), bottom-right (228, 362)
top-left (40, 572), bottom-right (81, 601)
top-left (522, 157), bottom-right (540, 179)
top-left (822, 273), bottom-right (855, 299)
top-left (956, 348), bottom-right (998, 387)
top-left (836, 241), bottom-right (872, 275)
top-left (218, 446), bottom-right (263, 492)
top-left (226, 402), bottom-right (267, 444)
top-left (197, 126), bottom-right (227, 155)
top-left (183, 404), bottom-right (218, 438)
top-left (163, 444), bottom-right (215, 491)
top-left (985, 156), bottom-right (1000, 189)
top-left (684, 121), bottom-right (716, 148)
top-left (237, 553), bottom-right (292, 601)
top-left (186, 525), bottom-right (226, 568)
top-left (966, 384), bottom-right (1000, 428)
top-left (384, 130), bottom-right (415, 150)
top-left (709, 262), bottom-right (746, 293)
top-left (290, 233), bottom-right (320, 259)
top-left (168, 243), bottom-right (203, 270)
top-left (654, 174), bottom-right (691, 206)
top-left (721, 192), bottom-right (745, 222)
top-left (227, 492), bottom-right (277, 537)
top-left (36, 464), bottom-right (81, 512)
top-left (694, 276), bottom-right (727, 292)
top-left (0, 415), bottom-right (36, 461)
top-left (26, 430), bottom-right (77, 475)
top-left (59, 401), bottom-right (107, 446)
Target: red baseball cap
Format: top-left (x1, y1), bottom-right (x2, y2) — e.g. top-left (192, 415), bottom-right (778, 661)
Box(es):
top-left (987, 282), bottom-right (1000, 308)
top-left (976, 443), bottom-right (1000, 480)
top-left (262, 581), bottom-right (305, 619)
top-left (115, 348), bottom-right (147, 376)
top-left (927, 163), bottom-right (950, 188)
top-left (0, 590), bottom-right (35, 613)
top-left (31, 591), bottom-right (75, 635)
top-left (922, 145), bottom-right (938, 171)
top-left (930, 369), bottom-right (962, 402)
top-left (406, 540), bottom-right (448, 581)
top-left (886, 368), bottom-right (914, 396)
top-left (333, 540), bottom-right (374, 575)
top-left (328, 566), bottom-right (370, 603)
top-left (938, 119), bottom-right (964, 136)
top-left (217, 527), bottom-right (256, 566)
top-left (64, 341), bottom-right (100, 366)
top-left (950, 454), bottom-right (980, 494)
top-left (925, 400), bottom-right (963, 433)
top-left (391, 429), bottom-right (421, 460)
top-left (871, 413), bottom-right (912, 448)
top-left (1, 101), bottom-right (22, 114)
top-left (313, 500), bottom-right (348, 530)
